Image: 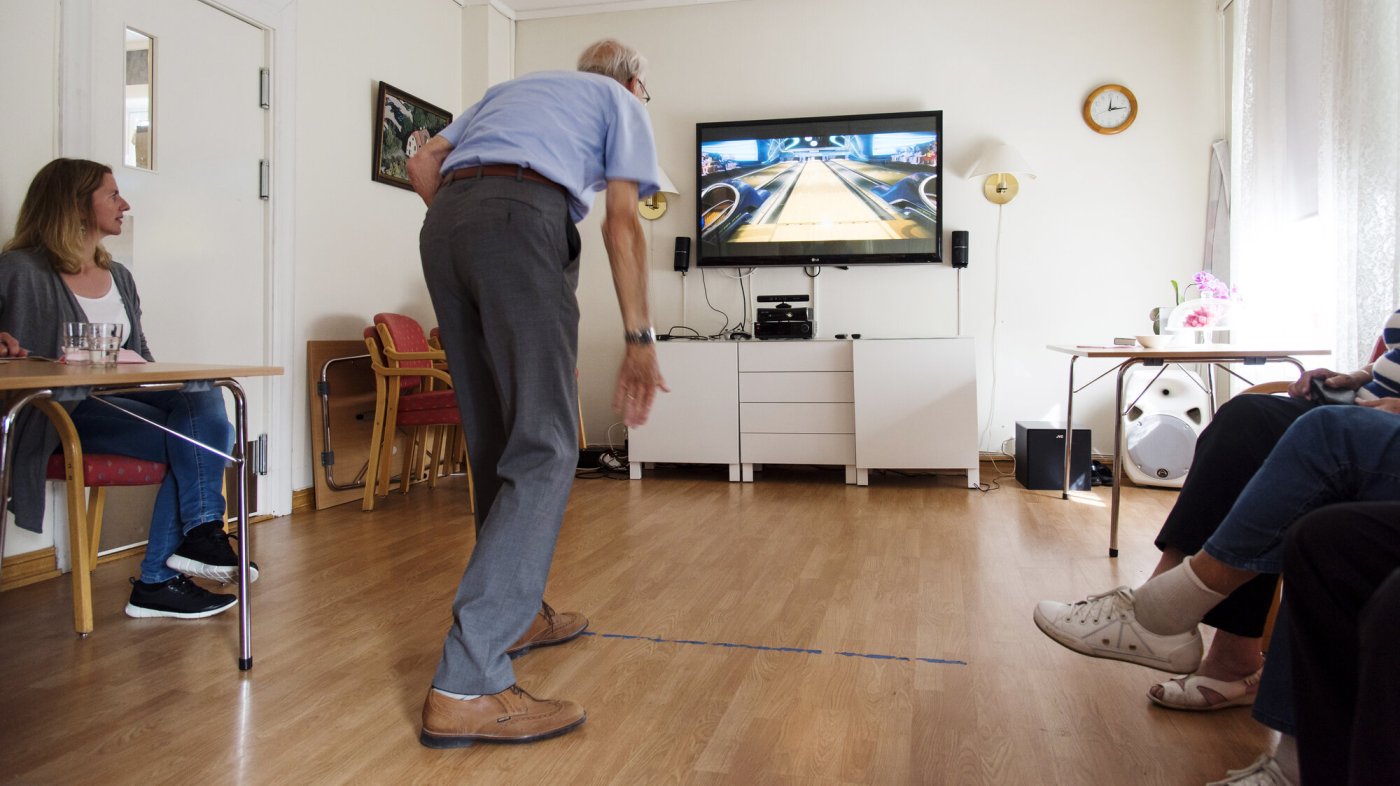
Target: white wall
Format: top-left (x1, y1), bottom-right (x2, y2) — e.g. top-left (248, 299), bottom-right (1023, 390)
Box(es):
top-left (517, 0), bottom-right (1226, 456)
top-left (0, 0), bottom-right (61, 557)
top-left (289, 0), bottom-right (463, 490)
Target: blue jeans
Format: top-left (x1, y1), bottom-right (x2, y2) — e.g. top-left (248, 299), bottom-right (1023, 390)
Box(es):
top-left (68, 389), bottom-right (233, 583)
top-left (1202, 406), bottom-right (1400, 573)
top-left (1198, 406), bottom-right (1400, 737)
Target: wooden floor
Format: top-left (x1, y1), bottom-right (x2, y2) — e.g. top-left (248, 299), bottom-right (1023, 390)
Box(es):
top-left (0, 466), bottom-right (1272, 785)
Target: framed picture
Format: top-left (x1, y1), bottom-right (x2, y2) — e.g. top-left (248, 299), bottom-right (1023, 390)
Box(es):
top-left (372, 81), bottom-right (453, 191)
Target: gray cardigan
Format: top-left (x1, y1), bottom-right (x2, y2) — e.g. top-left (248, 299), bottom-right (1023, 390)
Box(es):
top-left (0, 248), bottom-right (154, 533)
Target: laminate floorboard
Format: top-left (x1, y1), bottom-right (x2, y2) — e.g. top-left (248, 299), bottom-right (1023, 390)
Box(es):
top-left (0, 466), bottom-right (1271, 785)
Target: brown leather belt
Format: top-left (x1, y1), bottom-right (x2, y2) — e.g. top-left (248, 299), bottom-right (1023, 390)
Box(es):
top-left (445, 164), bottom-right (565, 194)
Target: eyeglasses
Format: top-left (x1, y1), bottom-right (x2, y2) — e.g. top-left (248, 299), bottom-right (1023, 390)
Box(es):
top-left (637, 79), bottom-right (651, 104)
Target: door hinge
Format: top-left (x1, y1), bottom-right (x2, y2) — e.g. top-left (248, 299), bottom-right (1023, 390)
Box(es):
top-left (259, 68), bottom-right (271, 109)
top-left (254, 433), bottom-right (269, 476)
top-left (259, 160), bottom-right (270, 200)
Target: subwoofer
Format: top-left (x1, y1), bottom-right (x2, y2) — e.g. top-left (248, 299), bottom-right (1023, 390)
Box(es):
top-left (1121, 367), bottom-right (1211, 488)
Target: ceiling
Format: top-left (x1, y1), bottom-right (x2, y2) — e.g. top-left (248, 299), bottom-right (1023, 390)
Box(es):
top-left (476, 0), bottom-right (741, 22)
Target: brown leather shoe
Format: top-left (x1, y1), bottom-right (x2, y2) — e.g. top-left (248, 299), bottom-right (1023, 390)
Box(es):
top-left (506, 602), bottom-right (588, 659)
top-left (419, 685), bottom-right (586, 748)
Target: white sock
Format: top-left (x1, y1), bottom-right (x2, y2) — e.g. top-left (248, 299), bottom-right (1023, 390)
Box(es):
top-left (1273, 734), bottom-right (1299, 784)
top-left (1132, 555), bottom-right (1226, 635)
top-left (432, 688), bottom-right (482, 701)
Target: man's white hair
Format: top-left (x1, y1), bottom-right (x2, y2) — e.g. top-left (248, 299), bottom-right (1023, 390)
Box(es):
top-left (577, 39), bottom-right (646, 85)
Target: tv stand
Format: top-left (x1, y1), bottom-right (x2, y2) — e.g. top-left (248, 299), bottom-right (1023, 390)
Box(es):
top-left (628, 338), bottom-right (978, 487)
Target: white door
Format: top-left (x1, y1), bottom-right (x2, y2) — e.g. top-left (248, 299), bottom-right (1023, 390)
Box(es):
top-left (90, 0), bottom-right (272, 512)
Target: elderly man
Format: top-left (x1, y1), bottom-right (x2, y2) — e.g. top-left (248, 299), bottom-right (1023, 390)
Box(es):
top-left (406, 38), bottom-right (667, 747)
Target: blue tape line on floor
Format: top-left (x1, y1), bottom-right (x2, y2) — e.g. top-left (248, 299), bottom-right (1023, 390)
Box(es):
top-left (579, 631), bottom-right (966, 666)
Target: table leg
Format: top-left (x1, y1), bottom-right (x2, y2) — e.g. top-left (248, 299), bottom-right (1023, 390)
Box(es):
top-left (1110, 360), bottom-right (1140, 558)
top-left (215, 379), bottom-right (253, 671)
top-left (1062, 356), bottom-right (1078, 499)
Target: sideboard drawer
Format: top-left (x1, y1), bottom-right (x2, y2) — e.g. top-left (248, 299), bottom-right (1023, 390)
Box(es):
top-left (739, 341), bottom-right (852, 372)
top-left (739, 372), bottom-right (854, 403)
top-left (740, 402), bottom-right (855, 434)
top-left (740, 433), bottom-right (856, 465)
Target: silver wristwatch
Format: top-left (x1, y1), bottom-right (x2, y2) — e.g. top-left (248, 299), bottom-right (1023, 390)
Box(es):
top-left (623, 326), bottom-right (657, 346)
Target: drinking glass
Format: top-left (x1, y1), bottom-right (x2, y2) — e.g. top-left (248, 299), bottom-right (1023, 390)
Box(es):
top-left (62, 322), bottom-right (91, 364)
top-left (86, 323), bottom-right (124, 366)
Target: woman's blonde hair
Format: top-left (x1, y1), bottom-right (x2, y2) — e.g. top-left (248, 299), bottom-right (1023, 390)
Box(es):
top-left (577, 39), bottom-right (646, 86)
top-left (3, 158), bottom-right (113, 274)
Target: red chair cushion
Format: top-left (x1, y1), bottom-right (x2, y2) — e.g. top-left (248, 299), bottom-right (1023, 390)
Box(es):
top-left (46, 453), bottom-right (168, 486)
top-left (398, 389), bottom-right (458, 413)
top-left (398, 407), bottom-right (461, 427)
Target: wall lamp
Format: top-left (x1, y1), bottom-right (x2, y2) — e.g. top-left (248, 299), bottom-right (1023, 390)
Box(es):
top-left (968, 143), bottom-right (1037, 205)
top-left (639, 167), bottom-right (679, 220)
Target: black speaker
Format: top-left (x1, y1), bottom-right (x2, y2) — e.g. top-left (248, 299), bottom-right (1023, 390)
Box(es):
top-left (951, 230), bottom-right (968, 269)
top-left (1015, 421), bottom-right (1090, 491)
top-left (674, 237), bottom-right (691, 272)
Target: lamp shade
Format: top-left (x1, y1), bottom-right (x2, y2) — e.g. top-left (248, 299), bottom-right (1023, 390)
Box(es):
top-left (968, 143), bottom-right (1037, 179)
top-left (655, 166), bottom-right (679, 195)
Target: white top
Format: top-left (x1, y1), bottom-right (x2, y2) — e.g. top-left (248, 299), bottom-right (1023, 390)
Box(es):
top-left (74, 281), bottom-right (132, 346)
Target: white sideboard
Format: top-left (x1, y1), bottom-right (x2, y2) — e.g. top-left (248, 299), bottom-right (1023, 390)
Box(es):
top-left (629, 338), bottom-right (978, 487)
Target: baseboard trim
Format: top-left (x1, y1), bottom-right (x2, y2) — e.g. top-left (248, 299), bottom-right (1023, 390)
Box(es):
top-left (292, 487), bottom-right (315, 513)
top-left (0, 547), bottom-right (60, 592)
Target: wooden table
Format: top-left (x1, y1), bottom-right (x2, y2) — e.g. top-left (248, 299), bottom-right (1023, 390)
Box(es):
top-left (1046, 344), bottom-right (1328, 557)
top-left (0, 360), bottom-right (282, 670)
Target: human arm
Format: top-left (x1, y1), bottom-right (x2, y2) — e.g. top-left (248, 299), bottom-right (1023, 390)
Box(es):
top-left (1288, 367), bottom-right (1371, 399)
top-left (1357, 397), bottom-right (1400, 414)
top-left (0, 332), bottom-right (28, 358)
top-left (407, 136), bottom-right (454, 208)
top-left (601, 180), bottom-right (668, 427)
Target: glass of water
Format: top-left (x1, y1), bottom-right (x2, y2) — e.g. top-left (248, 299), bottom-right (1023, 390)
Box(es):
top-left (62, 322), bottom-right (91, 364)
top-left (86, 323), bottom-right (124, 366)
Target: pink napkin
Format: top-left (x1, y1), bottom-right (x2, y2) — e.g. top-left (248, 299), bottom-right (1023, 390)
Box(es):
top-left (116, 349), bottom-right (148, 364)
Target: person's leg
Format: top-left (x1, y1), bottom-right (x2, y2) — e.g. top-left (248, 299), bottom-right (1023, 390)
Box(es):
top-left (1035, 406), bottom-right (1400, 673)
top-left (1153, 394), bottom-right (1305, 632)
top-left (1284, 501), bottom-right (1400, 786)
top-left (1203, 406), bottom-right (1400, 576)
top-left (420, 178), bottom-right (582, 698)
top-left (69, 395), bottom-right (181, 584)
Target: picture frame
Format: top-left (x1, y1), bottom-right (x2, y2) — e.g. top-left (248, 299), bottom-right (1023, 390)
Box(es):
top-left (372, 81), bottom-right (453, 191)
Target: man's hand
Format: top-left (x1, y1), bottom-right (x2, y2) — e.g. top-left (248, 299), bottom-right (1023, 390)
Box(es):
top-left (1359, 397), bottom-right (1400, 415)
top-left (407, 136), bottom-right (453, 207)
top-left (0, 332), bottom-right (28, 358)
top-left (613, 344), bottom-right (669, 427)
top-left (1289, 367), bottom-right (1369, 399)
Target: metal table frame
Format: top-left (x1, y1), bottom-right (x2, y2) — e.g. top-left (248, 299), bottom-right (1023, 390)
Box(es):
top-left (1048, 345), bottom-right (1327, 557)
top-left (0, 362), bottom-right (278, 671)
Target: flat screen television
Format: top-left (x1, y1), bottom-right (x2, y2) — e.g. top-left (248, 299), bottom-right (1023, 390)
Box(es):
top-left (697, 110), bottom-right (942, 268)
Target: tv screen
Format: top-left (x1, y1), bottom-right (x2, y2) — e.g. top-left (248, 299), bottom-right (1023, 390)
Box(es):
top-left (697, 110), bottom-right (942, 268)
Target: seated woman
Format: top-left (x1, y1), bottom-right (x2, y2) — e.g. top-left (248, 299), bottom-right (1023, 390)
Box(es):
top-left (0, 158), bottom-right (255, 619)
top-left (1032, 319), bottom-right (1400, 784)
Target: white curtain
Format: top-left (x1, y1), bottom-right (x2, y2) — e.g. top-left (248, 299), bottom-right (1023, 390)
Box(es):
top-left (1319, 0), bottom-right (1400, 367)
top-left (1232, 0), bottom-right (1399, 368)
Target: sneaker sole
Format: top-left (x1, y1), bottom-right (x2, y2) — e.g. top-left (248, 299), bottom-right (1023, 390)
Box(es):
top-left (1033, 607), bottom-right (1202, 673)
top-left (166, 555), bottom-right (259, 584)
top-left (418, 714), bottom-right (586, 749)
top-left (507, 621), bottom-right (589, 660)
top-left (124, 597), bottom-right (238, 620)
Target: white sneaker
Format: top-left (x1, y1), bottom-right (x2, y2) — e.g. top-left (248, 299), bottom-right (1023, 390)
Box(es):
top-left (1033, 586), bottom-right (1203, 673)
top-left (1206, 754), bottom-right (1294, 786)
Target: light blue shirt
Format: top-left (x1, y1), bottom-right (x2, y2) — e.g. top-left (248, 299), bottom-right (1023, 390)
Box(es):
top-left (438, 71), bottom-right (661, 222)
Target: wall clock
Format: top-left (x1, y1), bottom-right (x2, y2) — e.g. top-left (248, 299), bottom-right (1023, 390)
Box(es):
top-left (1083, 84), bottom-right (1138, 135)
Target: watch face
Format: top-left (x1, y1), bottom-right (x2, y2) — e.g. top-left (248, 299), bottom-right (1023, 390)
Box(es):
top-left (1089, 88), bottom-right (1135, 130)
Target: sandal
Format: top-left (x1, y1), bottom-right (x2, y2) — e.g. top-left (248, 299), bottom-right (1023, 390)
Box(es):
top-left (1147, 667), bottom-right (1262, 711)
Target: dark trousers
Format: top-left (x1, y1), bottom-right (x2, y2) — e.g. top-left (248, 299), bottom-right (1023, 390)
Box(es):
top-left (1154, 393), bottom-right (1312, 636)
top-left (418, 175), bottom-right (583, 695)
top-left (1284, 502), bottom-right (1400, 786)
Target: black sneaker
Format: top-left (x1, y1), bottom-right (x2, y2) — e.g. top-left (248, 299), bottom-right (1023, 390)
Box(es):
top-left (124, 575), bottom-right (238, 619)
top-left (165, 521), bottom-right (260, 583)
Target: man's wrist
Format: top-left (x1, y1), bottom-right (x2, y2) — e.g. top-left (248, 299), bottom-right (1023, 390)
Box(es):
top-left (623, 326), bottom-right (656, 346)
